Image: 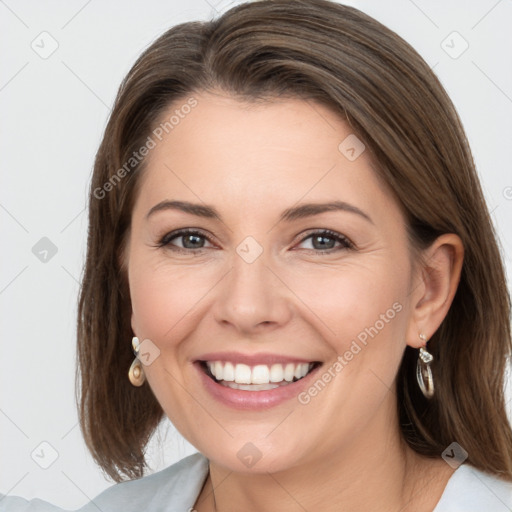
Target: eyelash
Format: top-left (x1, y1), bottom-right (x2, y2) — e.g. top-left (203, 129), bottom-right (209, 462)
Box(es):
top-left (156, 228), bottom-right (354, 255)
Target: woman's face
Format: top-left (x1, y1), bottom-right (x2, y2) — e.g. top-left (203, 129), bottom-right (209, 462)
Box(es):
top-left (126, 91), bottom-right (422, 473)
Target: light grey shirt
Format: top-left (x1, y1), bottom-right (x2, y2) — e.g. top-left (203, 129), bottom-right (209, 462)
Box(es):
top-left (1, 452), bottom-right (512, 511)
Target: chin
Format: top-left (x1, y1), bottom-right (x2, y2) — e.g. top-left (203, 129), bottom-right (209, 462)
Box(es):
top-left (202, 440), bottom-right (309, 475)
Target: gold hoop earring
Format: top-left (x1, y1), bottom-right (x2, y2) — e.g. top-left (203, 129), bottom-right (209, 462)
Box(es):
top-left (416, 333), bottom-right (434, 399)
top-left (128, 336), bottom-right (145, 387)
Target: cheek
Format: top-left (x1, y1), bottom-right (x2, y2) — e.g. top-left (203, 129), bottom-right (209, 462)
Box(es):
top-left (288, 255), bottom-right (409, 352)
top-left (129, 254), bottom-right (210, 341)
top-left (128, 255), bottom-right (225, 400)
top-left (130, 276), bottom-right (177, 340)
top-left (288, 255), bottom-right (410, 418)
top-left (286, 261), bottom-right (409, 437)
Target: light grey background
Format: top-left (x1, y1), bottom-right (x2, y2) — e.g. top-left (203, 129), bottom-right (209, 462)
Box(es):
top-left (1, 0), bottom-right (511, 508)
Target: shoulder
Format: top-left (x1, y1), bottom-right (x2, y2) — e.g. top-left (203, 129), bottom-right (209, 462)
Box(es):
top-left (86, 451), bottom-right (209, 511)
top-left (434, 463), bottom-right (512, 511)
top-left (0, 452), bottom-right (209, 512)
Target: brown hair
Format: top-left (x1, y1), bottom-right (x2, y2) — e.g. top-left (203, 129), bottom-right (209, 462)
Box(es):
top-left (76, 0), bottom-right (512, 483)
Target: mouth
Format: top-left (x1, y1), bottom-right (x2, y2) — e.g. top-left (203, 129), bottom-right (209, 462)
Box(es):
top-left (199, 360), bottom-right (323, 391)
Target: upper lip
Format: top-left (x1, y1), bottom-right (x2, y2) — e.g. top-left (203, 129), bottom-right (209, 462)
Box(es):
top-left (195, 351), bottom-right (320, 366)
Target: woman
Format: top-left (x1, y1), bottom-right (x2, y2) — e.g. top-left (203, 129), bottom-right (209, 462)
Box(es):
top-left (2, 0), bottom-right (511, 510)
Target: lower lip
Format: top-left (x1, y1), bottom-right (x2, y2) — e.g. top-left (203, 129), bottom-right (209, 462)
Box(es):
top-left (194, 362), bottom-right (322, 410)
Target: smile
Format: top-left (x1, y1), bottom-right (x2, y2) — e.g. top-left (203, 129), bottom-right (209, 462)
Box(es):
top-left (200, 360), bottom-right (321, 391)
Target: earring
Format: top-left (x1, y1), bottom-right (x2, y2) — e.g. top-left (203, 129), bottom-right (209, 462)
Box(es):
top-left (416, 333), bottom-right (434, 399)
top-left (128, 336), bottom-right (146, 387)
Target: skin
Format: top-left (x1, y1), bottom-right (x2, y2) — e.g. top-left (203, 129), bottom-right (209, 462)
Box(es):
top-left (125, 90), bottom-right (464, 511)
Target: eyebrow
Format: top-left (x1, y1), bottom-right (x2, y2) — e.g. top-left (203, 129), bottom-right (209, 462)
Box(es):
top-left (146, 200), bottom-right (373, 224)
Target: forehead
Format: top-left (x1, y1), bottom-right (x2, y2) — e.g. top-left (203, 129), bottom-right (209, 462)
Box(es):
top-left (148, 92), bottom-right (350, 169)
top-left (133, 91), bottom-right (398, 225)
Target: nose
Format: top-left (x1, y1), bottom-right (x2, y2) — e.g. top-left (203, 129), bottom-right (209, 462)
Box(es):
top-left (212, 247), bottom-right (293, 335)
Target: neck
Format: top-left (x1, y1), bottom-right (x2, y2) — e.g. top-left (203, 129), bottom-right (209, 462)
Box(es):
top-left (197, 396), bottom-right (452, 512)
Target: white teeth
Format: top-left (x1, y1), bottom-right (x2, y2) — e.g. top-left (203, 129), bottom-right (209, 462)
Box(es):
top-left (269, 364), bottom-right (284, 382)
top-left (214, 361), bottom-right (223, 380)
top-left (284, 363), bottom-right (295, 382)
top-left (223, 361), bottom-right (235, 381)
top-left (251, 365), bottom-right (270, 384)
top-left (206, 361), bottom-right (315, 385)
top-left (235, 363), bottom-right (252, 384)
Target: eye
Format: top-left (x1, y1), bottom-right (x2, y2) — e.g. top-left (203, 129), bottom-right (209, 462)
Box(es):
top-left (156, 228), bottom-right (353, 255)
top-left (295, 229), bottom-right (353, 254)
top-left (157, 229), bottom-right (214, 253)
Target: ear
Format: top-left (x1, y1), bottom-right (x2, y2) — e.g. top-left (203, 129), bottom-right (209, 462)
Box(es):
top-left (405, 233), bottom-right (464, 348)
